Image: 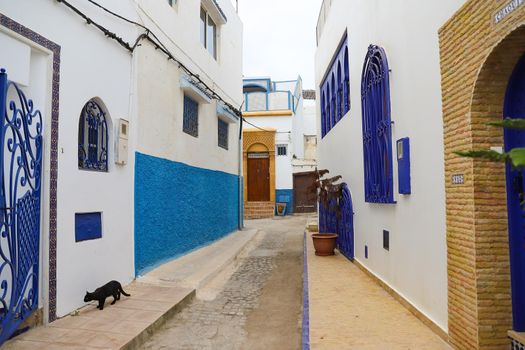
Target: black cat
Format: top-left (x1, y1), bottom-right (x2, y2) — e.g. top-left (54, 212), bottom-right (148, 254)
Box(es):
top-left (84, 280), bottom-right (130, 310)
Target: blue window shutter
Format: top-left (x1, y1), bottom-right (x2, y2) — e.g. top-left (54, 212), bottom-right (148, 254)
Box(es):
top-left (361, 45), bottom-right (394, 204)
top-left (397, 138), bottom-right (411, 195)
top-left (75, 212), bottom-right (102, 242)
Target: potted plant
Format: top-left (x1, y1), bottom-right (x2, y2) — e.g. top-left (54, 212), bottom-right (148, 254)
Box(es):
top-left (311, 169), bottom-right (344, 256)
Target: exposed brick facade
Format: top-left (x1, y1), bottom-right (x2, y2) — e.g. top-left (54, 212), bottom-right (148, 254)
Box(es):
top-left (439, 1), bottom-right (525, 349)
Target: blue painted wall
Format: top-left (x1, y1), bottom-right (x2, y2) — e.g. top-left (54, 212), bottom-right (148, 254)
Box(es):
top-left (276, 189), bottom-right (294, 215)
top-left (134, 152), bottom-right (240, 275)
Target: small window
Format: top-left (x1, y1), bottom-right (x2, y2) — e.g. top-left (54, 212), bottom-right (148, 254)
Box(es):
top-left (183, 95), bottom-right (199, 137)
top-left (200, 7), bottom-right (218, 59)
top-left (167, 0), bottom-right (177, 6)
top-left (277, 144), bottom-right (287, 156)
top-left (218, 119), bottom-right (228, 150)
top-left (78, 99), bottom-right (108, 172)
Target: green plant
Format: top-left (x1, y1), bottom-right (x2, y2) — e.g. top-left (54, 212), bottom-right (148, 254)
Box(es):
top-left (456, 119), bottom-right (525, 169)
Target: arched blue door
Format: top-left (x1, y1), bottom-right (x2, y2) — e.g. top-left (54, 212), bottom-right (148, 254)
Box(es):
top-left (504, 52), bottom-right (525, 332)
top-left (337, 184), bottom-right (354, 260)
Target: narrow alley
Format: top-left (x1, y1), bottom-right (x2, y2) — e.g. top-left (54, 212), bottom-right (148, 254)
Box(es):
top-left (142, 216), bottom-right (306, 350)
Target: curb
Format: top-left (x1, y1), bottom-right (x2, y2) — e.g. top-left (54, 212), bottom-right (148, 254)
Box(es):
top-left (302, 231), bottom-right (310, 350)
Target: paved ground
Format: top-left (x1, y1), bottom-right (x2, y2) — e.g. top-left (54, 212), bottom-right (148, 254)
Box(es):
top-left (307, 231), bottom-right (452, 350)
top-left (143, 216), bottom-right (306, 350)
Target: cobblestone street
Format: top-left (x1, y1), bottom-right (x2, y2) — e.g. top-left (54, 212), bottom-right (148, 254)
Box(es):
top-left (143, 216), bottom-right (306, 350)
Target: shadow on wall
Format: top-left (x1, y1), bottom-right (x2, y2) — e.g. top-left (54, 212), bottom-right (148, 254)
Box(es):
top-left (134, 152), bottom-right (240, 275)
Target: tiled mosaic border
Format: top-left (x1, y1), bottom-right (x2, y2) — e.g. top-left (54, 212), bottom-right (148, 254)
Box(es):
top-left (0, 13), bottom-right (61, 323)
top-left (302, 231), bottom-right (310, 350)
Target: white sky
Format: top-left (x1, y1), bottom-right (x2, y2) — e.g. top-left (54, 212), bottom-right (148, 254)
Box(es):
top-left (237, 0), bottom-right (323, 89)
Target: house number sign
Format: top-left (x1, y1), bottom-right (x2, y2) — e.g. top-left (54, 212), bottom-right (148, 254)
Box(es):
top-left (495, 0), bottom-right (524, 24)
top-left (452, 174), bottom-right (465, 185)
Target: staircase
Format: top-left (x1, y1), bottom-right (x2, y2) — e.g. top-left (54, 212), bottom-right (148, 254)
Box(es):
top-left (244, 201), bottom-right (275, 219)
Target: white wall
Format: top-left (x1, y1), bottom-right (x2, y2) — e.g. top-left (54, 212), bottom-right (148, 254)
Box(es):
top-left (315, 0), bottom-right (466, 331)
top-left (0, 0), bottom-right (138, 317)
top-left (135, 0), bottom-right (243, 174)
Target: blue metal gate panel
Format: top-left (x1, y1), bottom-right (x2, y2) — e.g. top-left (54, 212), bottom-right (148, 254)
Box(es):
top-left (0, 69), bottom-right (42, 344)
top-left (504, 53), bottom-right (525, 332)
top-left (318, 184), bottom-right (355, 261)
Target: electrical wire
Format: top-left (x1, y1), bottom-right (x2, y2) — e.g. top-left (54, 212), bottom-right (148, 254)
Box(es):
top-left (54, 0), bottom-right (242, 117)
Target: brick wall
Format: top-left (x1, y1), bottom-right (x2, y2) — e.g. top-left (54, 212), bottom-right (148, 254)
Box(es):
top-left (439, 1), bottom-right (525, 349)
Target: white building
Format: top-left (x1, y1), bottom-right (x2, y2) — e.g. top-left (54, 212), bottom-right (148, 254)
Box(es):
top-left (242, 77), bottom-right (317, 218)
top-left (0, 0), bottom-right (242, 341)
top-left (314, 0), bottom-right (465, 336)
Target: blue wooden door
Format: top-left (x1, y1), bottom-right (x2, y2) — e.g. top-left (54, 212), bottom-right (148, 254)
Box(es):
top-left (504, 53), bottom-right (525, 332)
top-left (0, 69), bottom-right (43, 344)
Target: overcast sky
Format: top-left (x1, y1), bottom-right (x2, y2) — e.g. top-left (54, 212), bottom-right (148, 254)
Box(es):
top-left (237, 0), bottom-right (322, 89)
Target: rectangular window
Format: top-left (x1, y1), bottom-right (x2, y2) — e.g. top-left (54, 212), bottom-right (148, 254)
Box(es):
top-left (218, 119), bottom-right (228, 150)
top-left (277, 144), bottom-right (287, 156)
top-left (200, 7), bottom-right (217, 59)
top-left (200, 8), bottom-right (206, 47)
top-left (183, 95), bottom-right (199, 137)
top-left (75, 212), bottom-right (102, 242)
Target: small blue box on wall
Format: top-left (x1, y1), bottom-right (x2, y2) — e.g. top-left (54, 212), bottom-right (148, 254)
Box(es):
top-left (75, 212), bottom-right (102, 242)
top-left (397, 138), bottom-right (411, 195)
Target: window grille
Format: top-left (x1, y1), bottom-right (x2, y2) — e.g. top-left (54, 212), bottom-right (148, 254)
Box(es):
top-left (78, 99), bottom-right (108, 171)
top-left (277, 144), bottom-right (287, 156)
top-left (361, 45), bottom-right (394, 204)
top-left (321, 33), bottom-right (350, 138)
top-left (183, 95), bottom-right (199, 137)
top-left (218, 119), bottom-right (228, 150)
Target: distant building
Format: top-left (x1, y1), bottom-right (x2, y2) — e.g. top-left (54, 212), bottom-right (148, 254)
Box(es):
top-left (0, 0), bottom-right (242, 341)
top-left (242, 77), bottom-right (317, 218)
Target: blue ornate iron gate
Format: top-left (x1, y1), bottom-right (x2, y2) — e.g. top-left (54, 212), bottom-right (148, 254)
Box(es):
top-left (319, 183), bottom-right (354, 260)
top-left (0, 69), bottom-right (43, 344)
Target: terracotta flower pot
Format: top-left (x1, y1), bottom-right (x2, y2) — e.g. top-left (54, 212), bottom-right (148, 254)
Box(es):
top-left (312, 233), bottom-right (338, 256)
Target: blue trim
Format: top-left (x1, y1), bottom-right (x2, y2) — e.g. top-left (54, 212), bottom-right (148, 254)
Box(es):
top-left (134, 152), bottom-right (240, 275)
top-left (276, 189), bottom-right (294, 215)
top-left (302, 232), bottom-right (310, 350)
top-left (361, 45), bottom-right (395, 204)
top-left (397, 138), bottom-right (411, 195)
top-left (504, 52), bottom-right (525, 332)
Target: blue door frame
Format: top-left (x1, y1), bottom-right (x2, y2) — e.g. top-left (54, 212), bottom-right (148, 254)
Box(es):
top-left (0, 69), bottom-right (43, 344)
top-left (504, 53), bottom-right (525, 332)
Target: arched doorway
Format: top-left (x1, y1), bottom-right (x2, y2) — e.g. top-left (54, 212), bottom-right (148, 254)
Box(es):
top-left (504, 52), bottom-right (525, 332)
top-left (247, 143), bottom-right (270, 202)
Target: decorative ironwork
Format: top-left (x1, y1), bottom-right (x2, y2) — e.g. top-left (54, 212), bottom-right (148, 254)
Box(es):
top-left (320, 33), bottom-right (350, 138)
top-left (361, 45), bottom-right (394, 204)
top-left (78, 100), bottom-right (108, 171)
top-left (0, 69), bottom-right (43, 345)
top-left (337, 184), bottom-right (354, 260)
top-left (183, 95), bottom-right (199, 137)
top-left (218, 119), bottom-right (228, 150)
top-left (511, 336), bottom-right (525, 350)
top-left (319, 184), bottom-right (354, 260)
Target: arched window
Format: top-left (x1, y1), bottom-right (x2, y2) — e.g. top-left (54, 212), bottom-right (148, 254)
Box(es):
top-left (321, 91), bottom-right (326, 137)
top-left (320, 33), bottom-right (350, 138)
top-left (361, 45), bottom-right (394, 203)
top-left (331, 74), bottom-right (336, 126)
top-left (326, 84), bottom-right (331, 131)
top-left (337, 63), bottom-right (343, 121)
top-left (78, 99), bottom-right (109, 171)
top-left (344, 48), bottom-right (350, 111)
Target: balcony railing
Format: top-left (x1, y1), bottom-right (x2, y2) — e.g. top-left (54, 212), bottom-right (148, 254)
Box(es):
top-left (243, 91), bottom-right (294, 112)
